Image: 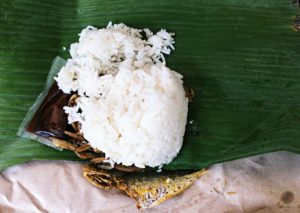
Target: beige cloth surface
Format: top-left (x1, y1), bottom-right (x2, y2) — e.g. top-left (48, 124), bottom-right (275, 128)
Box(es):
top-left (0, 151), bottom-right (300, 213)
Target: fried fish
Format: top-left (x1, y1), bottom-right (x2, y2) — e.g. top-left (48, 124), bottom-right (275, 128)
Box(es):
top-left (83, 164), bottom-right (206, 209)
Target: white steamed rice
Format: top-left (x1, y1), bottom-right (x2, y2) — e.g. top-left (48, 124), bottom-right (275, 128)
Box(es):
top-left (55, 22), bottom-right (188, 168)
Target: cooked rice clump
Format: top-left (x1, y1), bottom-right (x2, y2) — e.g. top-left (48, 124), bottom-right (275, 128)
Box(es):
top-left (55, 22), bottom-right (188, 168)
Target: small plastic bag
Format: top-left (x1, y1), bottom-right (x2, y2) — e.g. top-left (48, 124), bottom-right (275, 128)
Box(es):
top-left (17, 57), bottom-right (67, 150)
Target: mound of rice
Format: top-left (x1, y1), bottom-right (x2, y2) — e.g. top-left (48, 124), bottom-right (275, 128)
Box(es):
top-left (55, 22), bottom-right (188, 168)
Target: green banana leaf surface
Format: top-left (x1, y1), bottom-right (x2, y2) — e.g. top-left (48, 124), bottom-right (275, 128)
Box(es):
top-left (0, 0), bottom-right (299, 171)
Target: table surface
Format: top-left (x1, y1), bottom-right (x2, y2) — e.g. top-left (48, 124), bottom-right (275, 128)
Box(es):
top-left (1, 151), bottom-right (300, 213)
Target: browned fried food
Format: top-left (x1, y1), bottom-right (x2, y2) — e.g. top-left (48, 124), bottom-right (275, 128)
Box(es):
top-left (83, 164), bottom-right (206, 209)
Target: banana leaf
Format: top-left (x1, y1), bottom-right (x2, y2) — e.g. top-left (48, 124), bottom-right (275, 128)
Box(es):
top-left (0, 0), bottom-right (299, 171)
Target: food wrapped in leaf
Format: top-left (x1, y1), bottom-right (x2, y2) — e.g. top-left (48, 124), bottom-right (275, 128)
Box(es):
top-left (18, 23), bottom-right (204, 208)
top-left (18, 78), bottom-right (204, 208)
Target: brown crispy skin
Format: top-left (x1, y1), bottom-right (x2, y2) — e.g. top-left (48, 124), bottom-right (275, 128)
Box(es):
top-left (83, 164), bottom-right (206, 209)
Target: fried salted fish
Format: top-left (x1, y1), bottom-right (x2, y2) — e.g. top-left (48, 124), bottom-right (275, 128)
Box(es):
top-left (83, 164), bottom-right (206, 209)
